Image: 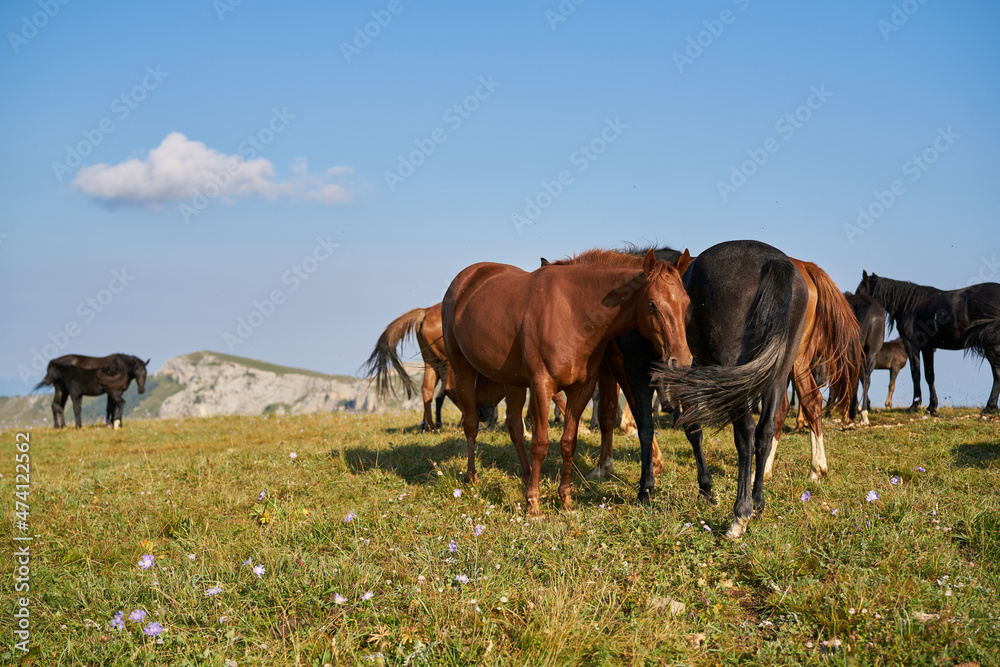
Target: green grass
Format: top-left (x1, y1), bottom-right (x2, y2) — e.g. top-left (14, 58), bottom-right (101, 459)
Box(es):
top-left (1, 407), bottom-right (998, 665)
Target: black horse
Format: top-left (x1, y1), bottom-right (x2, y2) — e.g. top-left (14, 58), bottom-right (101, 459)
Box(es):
top-left (34, 354), bottom-right (149, 428)
top-left (845, 292), bottom-right (886, 425)
top-left (856, 272), bottom-right (1000, 415)
top-left (574, 241), bottom-right (808, 539)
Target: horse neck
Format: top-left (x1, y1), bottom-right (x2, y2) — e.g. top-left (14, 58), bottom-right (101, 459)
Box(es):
top-left (587, 267), bottom-right (650, 341)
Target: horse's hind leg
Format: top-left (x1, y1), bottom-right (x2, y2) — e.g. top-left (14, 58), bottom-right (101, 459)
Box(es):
top-left (727, 412), bottom-right (757, 539)
top-left (796, 373), bottom-right (827, 480)
top-left (420, 364), bottom-right (438, 431)
top-left (449, 357), bottom-right (481, 484)
top-left (108, 391), bottom-right (124, 429)
top-left (504, 385), bottom-right (530, 481)
top-left (983, 352), bottom-right (1000, 414)
top-left (684, 423), bottom-right (715, 504)
top-left (886, 368), bottom-right (899, 408)
top-left (52, 386), bottom-right (67, 428)
top-left (762, 392), bottom-right (791, 482)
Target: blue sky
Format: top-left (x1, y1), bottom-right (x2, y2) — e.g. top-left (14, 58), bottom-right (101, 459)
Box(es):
top-left (1, 0), bottom-right (998, 407)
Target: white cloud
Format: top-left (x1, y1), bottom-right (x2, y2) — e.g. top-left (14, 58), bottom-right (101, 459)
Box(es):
top-left (73, 132), bottom-right (356, 207)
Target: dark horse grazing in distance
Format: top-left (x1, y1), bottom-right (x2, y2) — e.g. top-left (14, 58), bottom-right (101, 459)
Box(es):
top-left (856, 272), bottom-right (1000, 415)
top-left (877, 339), bottom-right (908, 408)
top-left (34, 354), bottom-right (149, 428)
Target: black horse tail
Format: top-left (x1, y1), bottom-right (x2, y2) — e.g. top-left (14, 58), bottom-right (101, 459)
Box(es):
top-left (32, 365), bottom-right (58, 393)
top-left (965, 303), bottom-right (1000, 360)
top-left (654, 260), bottom-right (797, 427)
top-left (359, 307), bottom-right (429, 399)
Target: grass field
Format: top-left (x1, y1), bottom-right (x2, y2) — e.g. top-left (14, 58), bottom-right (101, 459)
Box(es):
top-left (2, 406), bottom-right (998, 666)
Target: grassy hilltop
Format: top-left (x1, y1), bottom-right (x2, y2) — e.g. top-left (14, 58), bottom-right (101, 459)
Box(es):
top-left (1, 407), bottom-right (997, 665)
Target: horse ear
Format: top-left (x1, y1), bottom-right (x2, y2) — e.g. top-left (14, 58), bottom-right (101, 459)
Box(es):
top-left (540, 258), bottom-right (550, 267)
top-left (642, 249), bottom-right (657, 275)
top-left (674, 249), bottom-right (691, 275)
top-left (862, 270), bottom-right (869, 281)
top-left (144, 358), bottom-right (150, 367)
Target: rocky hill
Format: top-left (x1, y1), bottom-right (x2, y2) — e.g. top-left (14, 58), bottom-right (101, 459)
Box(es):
top-left (0, 351), bottom-right (420, 427)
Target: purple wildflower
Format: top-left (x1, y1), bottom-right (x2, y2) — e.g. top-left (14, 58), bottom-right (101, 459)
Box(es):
top-left (801, 491), bottom-right (811, 502)
top-left (474, 524), bottom-right (484, 536)
top-left (205, 587), bottom-right (222, 596)
top-left (455, 574), bottom-right (469, 584)
top-left (143, 621), bottom-right (165, 637)
top-left (110, 611), bottom-right (124, 630)
top-left (138, 554), bottom-right (154, 570)
top-left (866, 490), bottom-right (879, 503)
top-left (916, 466), bottom-right (926, 473)
top-left (252, 564), bottom-right (265, 577)
top-left (453, 489), bottom-right (462, 498)
top-left (344, 510), bottom-right (356, 523)
top-left (258, 490), bottom-right (266, 501)
top-left (129, 609), bottom-right (147, 623)
top-left (449, 539), bottom-right (457, 553)
top-left (890, 475), bottom-right (901, 485)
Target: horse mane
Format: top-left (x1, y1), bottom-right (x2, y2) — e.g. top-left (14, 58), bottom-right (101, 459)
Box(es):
top-left (550, 248), bottom-right (646, 267)
top-left (865, 275), bottom-right (942, 331)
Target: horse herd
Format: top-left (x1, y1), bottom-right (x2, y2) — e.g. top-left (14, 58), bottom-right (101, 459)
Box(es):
top-left (364, 239), bottom-right (1000, 538)
top-left (32, 239), bottom-right (999, 538)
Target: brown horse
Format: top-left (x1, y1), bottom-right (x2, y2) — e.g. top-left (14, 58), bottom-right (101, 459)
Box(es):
top-left (361, 302), bottom-right (567, 430)
top-left (764, 259), bottom-right (862, 482)
top-left (443, 249), bottom-right (692, 516)
top-left (877, 339), bottom-right (908, 408)
top-left (360, 303), bottom-right (460, 431)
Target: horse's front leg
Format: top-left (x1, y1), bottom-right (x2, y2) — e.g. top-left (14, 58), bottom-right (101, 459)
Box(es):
top-left (526, 381), bottom-right (555, 516)
top-left (906, 342), bottom-right (923, 412)
top-left (557, 383), bottom-right (595, 512)
top-left (922, 348), bottom-right (938, 416)
top-left (586, 366), bottom-right (618, 481)
top-left (71, 393), bottom-right (83, 428)
top-left (51, 385), bottom-right (67, 428)
top-left (984, 353), bottom-right (1000, 414)
top-left (420, 364), bottom-right (438, 431)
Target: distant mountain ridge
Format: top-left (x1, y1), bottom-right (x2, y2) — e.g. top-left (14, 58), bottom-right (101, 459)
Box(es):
top-left (0, 351), bottom-right (418, 427)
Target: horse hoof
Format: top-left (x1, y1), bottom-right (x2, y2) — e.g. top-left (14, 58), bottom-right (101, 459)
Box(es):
top-left (463, 472), bottom-right (477, 484)
top-left (725, 516), bottom-right (750, 539)
top-left (113, 420), bottom-right (121, 430)
top-left (699, 489), bottom-right (717, 506)
top-left (636, 490), bottom-right (652, 505)
top-left (586, 464), bottom-right (612, 481)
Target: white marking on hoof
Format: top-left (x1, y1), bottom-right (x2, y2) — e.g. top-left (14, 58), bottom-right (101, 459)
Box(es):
top-left (861, 410), bottom-right (869, 426)
top-left (809, 431), bottom-right (828, 480)
top-left (113, 419), bottom-right (121, 430)
top-left (762, 437), bottom-right (778, 482)
top-left (586, 460), bottom-right (613, 481)
top-left (725, 516), bottom-right (750, 539)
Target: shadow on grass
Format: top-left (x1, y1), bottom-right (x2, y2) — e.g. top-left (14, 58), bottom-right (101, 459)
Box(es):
top-left (343, 432), bottom-right (611, 487)
top-left (952, 441), bottom-right (1000, 468)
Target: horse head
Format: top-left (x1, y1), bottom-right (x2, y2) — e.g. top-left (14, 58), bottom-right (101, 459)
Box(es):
top-left (856, 270), bottom-right (877, 297)
top-left (134, 357), bottom-right (150, 394)
top-left (637, 248), bottom-right (693, 369)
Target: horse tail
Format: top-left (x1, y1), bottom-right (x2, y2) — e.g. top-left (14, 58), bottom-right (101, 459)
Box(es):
top-left (965, 302), bottom-right (1000, 359)
top-left (360, 307), bottom-right (429, 399)
top-left (654, 259), bottom-right (798, 427)
top-left (799, 261), bottom-right (863, 415)
top-left (32, 364), bottom-right (58, 393)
